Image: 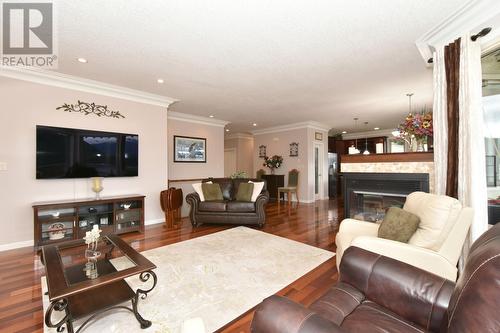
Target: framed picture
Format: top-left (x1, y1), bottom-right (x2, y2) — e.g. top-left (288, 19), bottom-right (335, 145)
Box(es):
top-left (290, 142), bottom-right (299, 157)
top-left (258, 145), bottom-right (267, 158)
top-left (315, 132), bottom-right (323, 141)
top-left (174, 135), bottom-right (206, 163)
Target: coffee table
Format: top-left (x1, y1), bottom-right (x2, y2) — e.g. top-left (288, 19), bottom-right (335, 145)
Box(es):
top-left (42, 234), bottom-right (157, 333)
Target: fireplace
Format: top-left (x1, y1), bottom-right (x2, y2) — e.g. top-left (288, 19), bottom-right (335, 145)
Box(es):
top-left (342, 172), bottom-right (429, 222)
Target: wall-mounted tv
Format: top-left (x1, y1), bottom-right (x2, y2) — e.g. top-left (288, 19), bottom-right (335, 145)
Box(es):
top-left (36, 125), bottom-right (138, 179)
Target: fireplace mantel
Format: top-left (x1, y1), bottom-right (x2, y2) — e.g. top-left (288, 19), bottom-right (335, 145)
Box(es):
top-left (341, 152), bottom-right (433, 163)
top-left (340, 153), bottom-right (435, 193)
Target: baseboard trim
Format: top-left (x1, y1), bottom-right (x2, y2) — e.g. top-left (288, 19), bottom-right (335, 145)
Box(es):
top-left (145, 218), bottom-right (164, 226)
top-left (0, 240), bottom-right (34, 252)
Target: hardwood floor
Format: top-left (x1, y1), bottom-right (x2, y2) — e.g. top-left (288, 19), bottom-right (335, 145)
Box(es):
top-left (0, 199), bottom-right (341, 333)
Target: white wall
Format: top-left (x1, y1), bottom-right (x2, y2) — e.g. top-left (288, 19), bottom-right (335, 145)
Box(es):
top-left (224, 135), bottom-right (254, 177)
top-left (167, 117), bottom-right (225, 216)
top-left (253, 126), bottom-right (328, 203)
top-left (0, 77), bottom-right (169, 248)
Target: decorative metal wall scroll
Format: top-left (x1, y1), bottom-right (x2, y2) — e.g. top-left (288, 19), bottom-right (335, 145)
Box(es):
top-left (289, 142), bottom-right (299, 157)
top-left (259, 145), bottom-right (267, 158)
top-left (57, 100), bottom-right (125, 119)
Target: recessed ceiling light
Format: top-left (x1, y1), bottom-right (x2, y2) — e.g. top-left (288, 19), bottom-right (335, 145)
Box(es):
top-left (374, 127), bottom-right (380, 130)
top-left (209, 115), bottom-right (214, 118)
top-left (342, 131), bottom-right (347, 134)
top-left (252, 123), bottom-right (257, 127)
top-left (77, 57), bottom-right (87, 63)
top-left (225, 129), bottom-right (230, 132)
top-left (157, 78), bottom-right (164, 84)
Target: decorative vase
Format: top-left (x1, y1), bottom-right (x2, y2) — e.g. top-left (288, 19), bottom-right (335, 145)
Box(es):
top-left (270, 168), bottom-right (275, 175)
top-left (91, 177), bottom-right (103, 199)
top-left (416, 141), bottom-right (424, 152)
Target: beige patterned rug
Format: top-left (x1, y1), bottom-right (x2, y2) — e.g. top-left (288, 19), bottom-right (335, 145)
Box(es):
top-left (42, 226), bottom-right (334, 332)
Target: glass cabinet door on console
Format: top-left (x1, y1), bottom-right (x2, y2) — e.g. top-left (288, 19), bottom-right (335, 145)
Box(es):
top-left (115, 200), bottom-right (143, 233)
top-left (77, 203), bottom-right (114, 238)
top-left (36, 208), bottom-right (76, 246)
top-left (33, 195), bottom-right (145, 250)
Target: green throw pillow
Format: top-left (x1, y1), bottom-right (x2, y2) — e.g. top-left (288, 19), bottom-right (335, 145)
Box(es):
top-left (201, 183), bottom-right (223, 201)
top-left (236, 183), bottom-right (254, 201)
top-left (378, 207), bottom-right (420, 243)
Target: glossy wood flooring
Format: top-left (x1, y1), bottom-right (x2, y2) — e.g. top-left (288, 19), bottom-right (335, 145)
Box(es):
top-left (0, 199), bottom-right (341, 333)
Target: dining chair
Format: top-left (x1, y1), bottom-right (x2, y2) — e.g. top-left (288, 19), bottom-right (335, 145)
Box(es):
top-left (278, 169), bottom-right (299, 209)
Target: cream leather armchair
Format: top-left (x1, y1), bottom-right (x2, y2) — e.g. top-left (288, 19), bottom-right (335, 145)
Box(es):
top-left (335, 192), bottom-right (473, 281)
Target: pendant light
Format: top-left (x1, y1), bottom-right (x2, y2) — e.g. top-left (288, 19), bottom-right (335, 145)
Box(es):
top-left (349, 118), bottom-right (360, 154)
top-left (363, 121), bottom-right (370, 155)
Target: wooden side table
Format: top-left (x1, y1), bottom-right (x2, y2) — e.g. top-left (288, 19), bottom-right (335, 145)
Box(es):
top-left (261, 174), bottom-right (285, 201)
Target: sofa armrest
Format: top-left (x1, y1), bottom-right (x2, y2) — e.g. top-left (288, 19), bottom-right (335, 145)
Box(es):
top-left (340, 247), bottom-right (455, 332)
top-left (351, 236), bottom-right (458, 281)
top-left (251, 295), bottom-right (347, 333)
top-left (335, 219), bottom-right (380, 269)
top-left (185, 192), bottom-right (201, 227)
top-left (254, 190), bottom-right (269, 227)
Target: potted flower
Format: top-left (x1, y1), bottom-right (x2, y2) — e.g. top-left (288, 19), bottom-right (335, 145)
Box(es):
top-left (394, 108), bottom-right (433, 152)
top-left (263, 155), bottom-right (283, 174)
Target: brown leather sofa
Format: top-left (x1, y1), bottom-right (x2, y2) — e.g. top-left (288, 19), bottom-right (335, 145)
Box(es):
top-left (186, 178), bottom-right (269, 227)
top-left (251, 223), bottom-right (500, 333)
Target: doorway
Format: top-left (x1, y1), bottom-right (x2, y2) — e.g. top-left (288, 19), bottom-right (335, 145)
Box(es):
top-left (314, 142), bottom-right (324, 200)
top-left (224, 148), bottom-right (237, 177)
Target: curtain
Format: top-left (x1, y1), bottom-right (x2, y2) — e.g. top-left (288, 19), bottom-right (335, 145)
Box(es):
top-left (458, 34), bottom-right (488, 242)
top-left (433, 34), bottom-right (488, 271)
top-left (444, 39), bottom-right (461, 198)
top-left (432, 48), bottom-right (448, 195)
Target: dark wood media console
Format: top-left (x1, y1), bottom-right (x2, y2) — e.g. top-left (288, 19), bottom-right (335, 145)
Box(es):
top-left (33, 194), bottom-right (145, 249)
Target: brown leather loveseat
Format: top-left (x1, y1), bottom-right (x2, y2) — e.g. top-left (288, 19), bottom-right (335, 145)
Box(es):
top-left (251, 223), bottom-right (500, 333)
top-left (186, 178), bottom-right (269, 227)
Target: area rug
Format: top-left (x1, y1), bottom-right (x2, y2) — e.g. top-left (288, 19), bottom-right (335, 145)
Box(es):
top-left (42, 226), bottom-right (334, 332)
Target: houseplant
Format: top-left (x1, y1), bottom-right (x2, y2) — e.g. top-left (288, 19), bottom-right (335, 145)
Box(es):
top-left (263, 155), bottom-right (283, 174)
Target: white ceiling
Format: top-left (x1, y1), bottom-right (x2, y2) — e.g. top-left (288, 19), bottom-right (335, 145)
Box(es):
top-left (53, 0), bottom-right (468, 133)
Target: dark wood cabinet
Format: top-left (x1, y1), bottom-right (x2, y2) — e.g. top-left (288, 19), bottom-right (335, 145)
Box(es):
top-left (329, 136), bottom-right (388, 155)
top-left (261, 174), bottom-right (285, 201)
top-left (33, 194), bottom-right (145, 249)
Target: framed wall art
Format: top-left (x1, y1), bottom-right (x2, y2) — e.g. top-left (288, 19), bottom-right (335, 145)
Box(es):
top-left (259, 145), bottom-right (267, 158)
top-left (315, 132), bottom-right (323, 141)
top-left (289, 142), bottom-right (299, 157)
top-left (173, 136), bottom-right (206, 163)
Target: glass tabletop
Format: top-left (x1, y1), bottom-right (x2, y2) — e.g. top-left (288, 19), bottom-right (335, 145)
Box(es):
top-left (57, 236), bottom-right (137, 286)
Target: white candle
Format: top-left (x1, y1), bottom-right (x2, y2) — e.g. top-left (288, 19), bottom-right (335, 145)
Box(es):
top-left (93, 224), bottom-right (99, 231)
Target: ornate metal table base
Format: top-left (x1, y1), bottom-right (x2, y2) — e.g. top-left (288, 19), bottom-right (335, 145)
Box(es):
top-left (45, 271), bottom-right (157, 333)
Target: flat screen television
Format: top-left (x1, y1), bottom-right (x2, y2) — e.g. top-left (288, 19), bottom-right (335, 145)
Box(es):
top-left (36, 125), bottom-right (138, 179)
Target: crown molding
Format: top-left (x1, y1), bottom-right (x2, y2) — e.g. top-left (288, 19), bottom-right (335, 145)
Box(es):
top-left (252, 121), bottom-right (330, 136)
top-left (0, 66), bottom-right (178, 107)
top-left (167, 111), bottom-right (230, 127)
top-left (416, 0), bottom-right (500, 65)
top-left (225, 132), bottom-right (254, 140)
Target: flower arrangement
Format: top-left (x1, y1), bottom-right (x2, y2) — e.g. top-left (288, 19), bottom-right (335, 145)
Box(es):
top-left (83, 225), bottom-right (102, 278)
top-left (84, 224), bottom-right (102, 252)
top-left (394, 108), bottom-right (433, 151)
top-left (263, 155), bottom-right (283, 174)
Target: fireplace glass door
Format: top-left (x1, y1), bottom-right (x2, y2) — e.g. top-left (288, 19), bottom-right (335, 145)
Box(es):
top-left (350, 191), bottom-right (407, 222)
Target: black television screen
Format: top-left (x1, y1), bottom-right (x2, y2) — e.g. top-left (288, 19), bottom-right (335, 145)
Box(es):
top-left (36, 126), bottom-right (138, 179)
